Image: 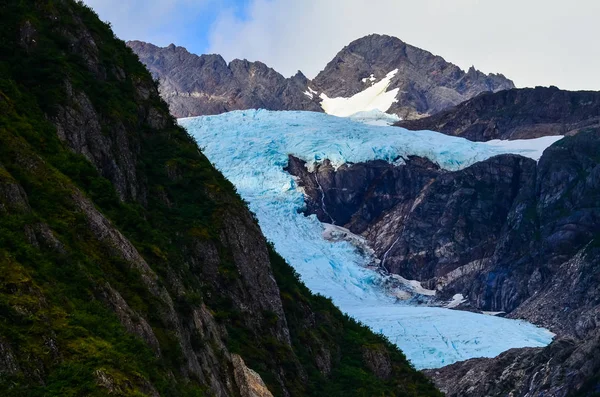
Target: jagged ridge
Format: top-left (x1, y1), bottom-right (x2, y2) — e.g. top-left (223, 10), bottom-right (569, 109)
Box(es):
top-left (127, 41), bottom-right (322, 118)
top-left (396, 86), bottom-right (600, 141)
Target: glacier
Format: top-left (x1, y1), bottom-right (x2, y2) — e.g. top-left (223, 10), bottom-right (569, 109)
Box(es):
top-left (180, 109), bottom-right (557, 370)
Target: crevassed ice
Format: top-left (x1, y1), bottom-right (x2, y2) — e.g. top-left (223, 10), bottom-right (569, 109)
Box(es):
top-left (180, 110), bottom-right (556, 369)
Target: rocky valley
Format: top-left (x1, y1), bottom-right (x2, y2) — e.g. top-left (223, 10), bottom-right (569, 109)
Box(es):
top-left (2, 0), bottom-right (600, 396)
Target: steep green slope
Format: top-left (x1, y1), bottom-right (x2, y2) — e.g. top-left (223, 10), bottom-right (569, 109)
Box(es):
top-left (0, 1), bottom-right (440, 396)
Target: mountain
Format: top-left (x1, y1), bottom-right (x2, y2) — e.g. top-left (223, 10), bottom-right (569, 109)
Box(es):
top-left (0, 1), bottom-right (442, 396)
top-left (287, 125), bottom-right (600, 396)
top-left (312, 34), bottom-right (515, 120)
top-left (396, 86), bottom-right (600, 141)
top-left (127, 41), bottom-right (322, 118)
top-left (128, 34), bottom-right (515, 120)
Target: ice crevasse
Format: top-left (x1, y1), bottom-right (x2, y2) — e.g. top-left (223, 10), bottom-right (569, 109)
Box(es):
top-left (180, 109), bottom-right (558, 370)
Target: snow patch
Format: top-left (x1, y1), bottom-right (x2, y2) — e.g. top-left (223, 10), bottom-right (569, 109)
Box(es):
top-left (484, 136), bottom-right (564, 161)
top-left (304, 86), bottom-right (319, 99)
top-left (362, 74), bottom-right (376, 84)
top-left (446, 294), bottom-right (466, 308)
top-left (348, 110), bottom-right (401, 126)
top-left (179, 110), bottom-right (555, 370)
top-left (320, 69), bottom-right (400, 117)
top-left (483, 311), bottom-right (507, 316)
top-left (390, 274), bottom-right (436, 297)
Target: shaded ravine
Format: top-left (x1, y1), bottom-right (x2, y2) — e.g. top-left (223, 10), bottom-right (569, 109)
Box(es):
top-left (180, 110), bottom-right (555, 369)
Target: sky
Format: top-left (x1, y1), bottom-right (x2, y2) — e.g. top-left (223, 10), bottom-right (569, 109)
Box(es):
top-left (84, 0), bottom-right (600, 91)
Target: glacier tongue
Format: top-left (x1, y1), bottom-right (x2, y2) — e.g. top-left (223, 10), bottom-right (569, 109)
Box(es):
top-left (179, 109), bottom-right (555, 370)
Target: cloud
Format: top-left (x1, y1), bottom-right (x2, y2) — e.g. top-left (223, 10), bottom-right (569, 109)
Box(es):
top-left (83, 0), bottom-right (211, 46)
top-left (208, 0), bottom-right (600, 90)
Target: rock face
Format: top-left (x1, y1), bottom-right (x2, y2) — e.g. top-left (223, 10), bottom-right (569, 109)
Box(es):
top-left (232, 354), bottom-right (275, 397)
top-left (290, 130), bottom-right (600, 315)
top-left (424, 333), bottom-right (600, 397)
top-left (397, 86), bottom-right (600, 141)
top-left (287, 154), bottom-right (537, 285)
top-left (129, 34), bottom-right (515, 120)
top-left (0, 1), bottom-right (441, 396)
top-left (426, 247), bottom-right (600, 397)
top-left (127, 40), bottom-right (322, 118)
top-left (312, 34), bottom-right (515, 120)
top-left (288, 129), bottom-right (600, 396)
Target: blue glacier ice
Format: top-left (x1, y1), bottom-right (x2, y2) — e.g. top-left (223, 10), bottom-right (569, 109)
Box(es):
top-left (180, 109), bottom-right (556, 370)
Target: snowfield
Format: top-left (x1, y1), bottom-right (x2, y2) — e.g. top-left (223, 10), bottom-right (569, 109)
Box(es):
top-left (320, 69), bottom-right (400, 117)
top-left (180, 110), bottom-right (556, 369)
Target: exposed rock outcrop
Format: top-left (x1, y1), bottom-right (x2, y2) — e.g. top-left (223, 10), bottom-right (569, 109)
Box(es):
top-left (129, 34), bottom-right (514, 120)
top-left (288, 129), bottom-right (600, 396)
top-left (232, 354), bottom-right (274, 397)
top-left (396, 86), bottom-right (600, 141)
top-left (313, 34), bottom-right (515, 120)
top-left (127, 41), bottom-right (322, 118)
top-left (287, 154), bottom-right (536, 285)
top-left (426, 315), bottom-right (600, 397)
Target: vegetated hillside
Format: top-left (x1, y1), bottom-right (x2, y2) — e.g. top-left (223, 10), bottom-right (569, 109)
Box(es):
top-left (0, 1), bottom-right (441, 396)
top-left (396, 86), bottom-right (600, 141)
top-left (127, 41), bottom-right (322, 118)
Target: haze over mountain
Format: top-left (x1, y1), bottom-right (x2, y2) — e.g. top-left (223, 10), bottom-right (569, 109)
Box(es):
top-left (128, 34), bottom-right (514, 119)
top-left (85, 0), bottom-right (600, 91)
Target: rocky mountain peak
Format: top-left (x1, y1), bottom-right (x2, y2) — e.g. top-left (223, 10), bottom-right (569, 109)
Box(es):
top-left (312, 33), bottom-right (515, 119)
